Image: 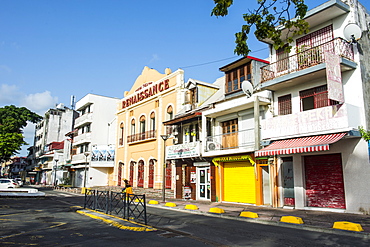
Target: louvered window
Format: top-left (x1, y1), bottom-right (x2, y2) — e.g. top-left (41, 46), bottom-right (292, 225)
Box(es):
top-left (278, 94), bottom-right (292, 115)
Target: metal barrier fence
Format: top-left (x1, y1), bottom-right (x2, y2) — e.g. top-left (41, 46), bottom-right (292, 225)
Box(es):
top-left (84, 190), bottom-right (147, 225)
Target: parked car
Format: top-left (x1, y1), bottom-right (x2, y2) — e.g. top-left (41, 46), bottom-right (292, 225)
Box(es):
top-left (0, 178), bottom-right (20, 189)
top-left (14, 178), bottom-right (23, 187)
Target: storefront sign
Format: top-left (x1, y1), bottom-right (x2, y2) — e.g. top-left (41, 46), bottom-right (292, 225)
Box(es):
top-left (166, 142), bottom-right (200, 159)
top-left (91, 145), bottom-right (115, 161)
top-left (325, 51), bottom-right (344, 103)
top-left (212, 155), bottom-right (255, 167)
top-left (122, 79), bottom-right (170, 109)
top-left (261, 104), bottom-right (348, 139)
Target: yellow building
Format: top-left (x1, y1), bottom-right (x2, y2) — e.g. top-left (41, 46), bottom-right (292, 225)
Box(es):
top-left (113, 66), bottom-right (184, 193)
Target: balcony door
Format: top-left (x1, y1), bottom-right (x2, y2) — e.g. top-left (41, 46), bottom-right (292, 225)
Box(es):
top-left (222, 119), bottom-right (238, 150)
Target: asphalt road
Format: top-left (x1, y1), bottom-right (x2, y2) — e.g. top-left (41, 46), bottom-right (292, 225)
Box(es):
top-left (0, 188), bottom-right (369, 247)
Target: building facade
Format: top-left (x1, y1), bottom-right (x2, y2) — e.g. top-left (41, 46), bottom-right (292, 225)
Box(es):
top-left (30, 104), bottom-right (78, 185)
top-left (255, 0), bottom-right (370, 213)
top-left (70, 94), bottom-right (119, 188)
top-left (114, 66), bottom-right (184, 195)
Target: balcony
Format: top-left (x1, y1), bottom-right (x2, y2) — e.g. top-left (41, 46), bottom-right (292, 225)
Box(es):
top-left (203, 128), bottom-right (255, 156)
top-left (127, 130), bottom-right (156, 144)
top-left (73, 132), bottom-right (92, 146)
top-left (260, 38), bottom-right (356, 90)
top-left (74, 113), bottom-right (93, 128)
top-left (71, 153), bottom-right (90, 165)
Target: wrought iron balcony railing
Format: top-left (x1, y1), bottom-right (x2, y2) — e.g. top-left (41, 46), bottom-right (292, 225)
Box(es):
top-left (127, 130), bottom-right (156, 143)
top-left (261, 37), bottom-right (354, 83)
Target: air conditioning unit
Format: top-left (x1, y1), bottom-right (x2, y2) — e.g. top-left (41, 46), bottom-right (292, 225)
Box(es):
top-left (207, 141), bottom-right (220, 151)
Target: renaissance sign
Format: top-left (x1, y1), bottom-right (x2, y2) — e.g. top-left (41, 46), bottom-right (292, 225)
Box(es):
top-left (122, 79), bottom-right (170, 109)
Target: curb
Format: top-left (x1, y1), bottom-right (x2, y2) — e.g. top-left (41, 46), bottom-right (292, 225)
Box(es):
top-left (147, 203), bottom-right (370, 239)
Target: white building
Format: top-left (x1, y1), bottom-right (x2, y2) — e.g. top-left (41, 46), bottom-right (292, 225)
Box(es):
top-left (255, 0), bottom-right (370, 213)
top-left (31, 104), bottom-right (78, 185)
top-left (71, 94), bottom-right (119, 188)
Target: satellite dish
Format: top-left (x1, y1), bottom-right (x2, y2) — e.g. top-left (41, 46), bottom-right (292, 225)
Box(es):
top-left (241, 80), bottom-right (254, 98)
top-left (343, 23), bottom-right (362, 43)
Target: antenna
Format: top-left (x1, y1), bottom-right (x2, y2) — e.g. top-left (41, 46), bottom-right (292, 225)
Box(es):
top-left (343, 23), bottom-right (362, 43)
top-left (70, 95), bottom-right (76, 110)
top-left (241, 80), bottom-right (254, 98)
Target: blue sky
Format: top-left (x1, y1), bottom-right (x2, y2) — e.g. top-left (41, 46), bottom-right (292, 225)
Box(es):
top-left (1, 0), bottom-right (369, 156)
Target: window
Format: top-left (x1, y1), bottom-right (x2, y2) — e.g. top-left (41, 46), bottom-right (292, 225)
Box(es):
top-left (221, 119), bottom-right (238, 149)
top-left (150, 112), bottom-right (155, 131)
top-left (119, 123), bottom-right (124, 145)
top-left (225, 63), bottom-right (252, 94)
top-left (296, 25), bottom-right (333, 48)
top-left (278, 94), bottom-right (292, 115)
top-left (167, 106), bottom-right (173, 120)
top-left (86, 124), bottom-right (91, 133)
top-left (131, 119), bottom-right (135, 135)
top-left (300, 85), bottom-right (338, 111)
top-left (277, 45), bottom-right (289, 72)
top-left (185, 88), bottom-right (197, 105)
top-left (139, 115), bottom-right (146, 133)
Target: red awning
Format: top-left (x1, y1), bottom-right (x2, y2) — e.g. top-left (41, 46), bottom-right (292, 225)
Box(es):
top-left (255, 133), bottom-right (347, 157)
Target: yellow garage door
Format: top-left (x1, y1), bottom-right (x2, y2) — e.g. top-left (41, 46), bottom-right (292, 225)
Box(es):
top-left (224, 162), bottom-right (256, 204)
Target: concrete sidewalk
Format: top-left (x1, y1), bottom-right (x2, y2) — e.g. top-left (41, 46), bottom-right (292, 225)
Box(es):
top-left (146, 197), bottom-right (370, 237)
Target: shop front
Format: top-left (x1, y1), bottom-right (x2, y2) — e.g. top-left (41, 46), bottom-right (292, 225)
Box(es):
top-left (256, 133), bottom-right (349, 210)
top-left (212, 155), bottom-right (257, 204)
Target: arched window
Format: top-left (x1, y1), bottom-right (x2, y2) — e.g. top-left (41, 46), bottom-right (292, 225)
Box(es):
top-left (119, 122), bottom-right (124, 145)
top-left (131, 119), bottom-right (135, 135)
top-left (139, 115), bottom-right (146, 133)
top-left (150, 112), bottom-right (155, 131)
top-left (167, 105), bottom-right (173, 120)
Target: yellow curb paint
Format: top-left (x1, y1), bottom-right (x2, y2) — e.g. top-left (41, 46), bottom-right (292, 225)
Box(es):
top-left (280, 216), bottom-right (304, 224)
top-left (239, 211), bottom-right (259, 218)
top-left (184, 204), bottom-right (198, 210)
top-left (148, 200), bottom-right (159, 205)
top-left (76, 210), bottom-right (156, 232)
top-left (332, 221), bottom-right (364, 232)
top-left (209, 207), bottom-right (225, 214)
top-left (165, 202), bottom-right (177, 207)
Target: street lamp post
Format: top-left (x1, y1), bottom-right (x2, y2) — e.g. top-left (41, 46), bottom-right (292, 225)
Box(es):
top-left (53, 158), bottom-right (59, 187)
top-left (160, 135), bottom-right (169, 202)
top-left (83, 152), bottom-right (90, 189)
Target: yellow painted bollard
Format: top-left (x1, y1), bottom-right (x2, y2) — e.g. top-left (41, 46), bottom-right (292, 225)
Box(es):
top-left (184, 204), bottom-right (198, 210)
top-left (239, 211), bottom-right (259, 218)
top-left (280, 216), bottom-right (304, 224)
top-left (81, 187), bottom-right (92, 194)
top-left (148, 200), bottom-right (159, 205)
top-left (332, 221), bottom-right (364, 232)
top-left (165, 202), bottom-right (177, 207)
top-left (209, 207), bottom-right (225, 214)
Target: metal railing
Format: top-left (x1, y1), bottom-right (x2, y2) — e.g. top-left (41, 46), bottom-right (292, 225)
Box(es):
top-left (261, 37), bottom-right (354, 82)
top-left (205, 128), bottom-right (254, 152)
top-left (127, 130), bottom-right (156, 143)
top-left (84, 190), bottom-right (147, 224)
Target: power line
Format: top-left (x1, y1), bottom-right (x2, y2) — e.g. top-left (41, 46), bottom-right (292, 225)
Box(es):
top-left (180, 47), bottom-right (269, 69)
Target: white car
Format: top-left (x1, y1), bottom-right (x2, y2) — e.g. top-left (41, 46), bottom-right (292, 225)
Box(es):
top-left (0, 178), bottom-right (20, 189)
top-left (14, 178), bottom-right (23, 187)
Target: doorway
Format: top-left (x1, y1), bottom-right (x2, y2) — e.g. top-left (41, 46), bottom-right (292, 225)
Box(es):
top-left (196, 166), bottom-right (210, 200)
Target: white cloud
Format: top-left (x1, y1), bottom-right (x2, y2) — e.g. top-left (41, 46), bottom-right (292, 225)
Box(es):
top-left (21, 91), bottom-right (58, 115)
